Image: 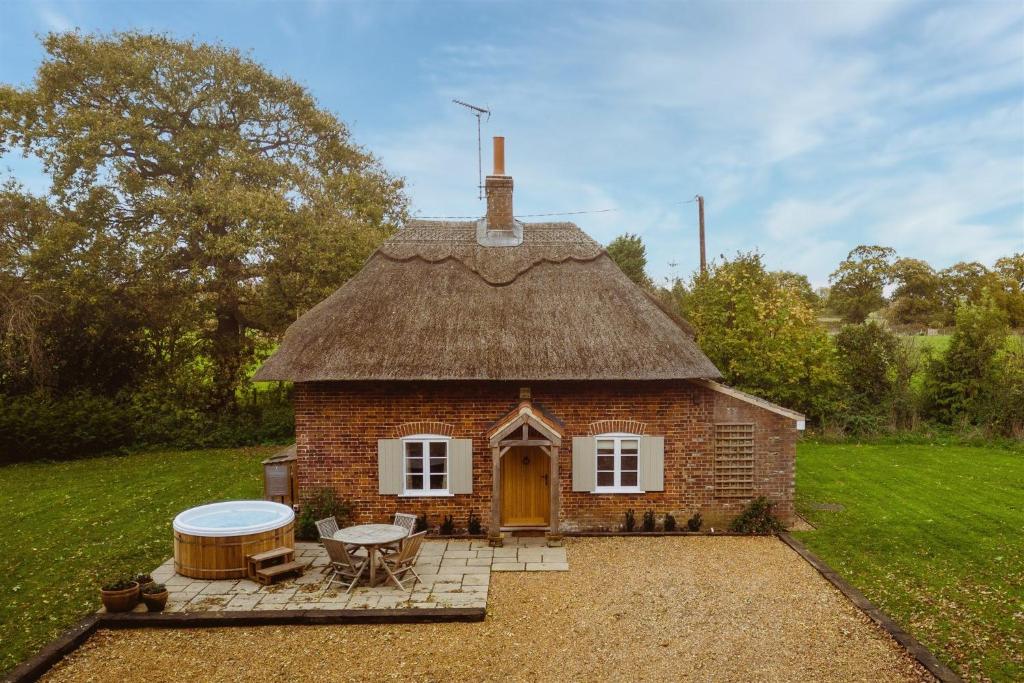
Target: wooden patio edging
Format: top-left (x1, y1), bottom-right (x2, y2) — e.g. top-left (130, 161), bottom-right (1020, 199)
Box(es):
top-left (563, 530), bottom-right (764, 537)
top-left (1, 607), bottom-right (484, 683)
top-left (778, 533), bottom-right (961, 683)
top-left (1, 616), bottom-right (99, 683)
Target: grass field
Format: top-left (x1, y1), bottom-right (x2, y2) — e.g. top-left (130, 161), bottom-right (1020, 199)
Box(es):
top-left (908, 333), bottom-right (952, 353)
top-left (795, 442), bottom-right (1024, 682)
top-left (1, 442), bottom-right (1021, 680)
top-left (0, 446), bottom-right (274, 675)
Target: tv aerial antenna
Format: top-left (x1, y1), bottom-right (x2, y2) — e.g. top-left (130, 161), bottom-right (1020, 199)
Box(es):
top-left (452, 99), bottom-right (491, 200)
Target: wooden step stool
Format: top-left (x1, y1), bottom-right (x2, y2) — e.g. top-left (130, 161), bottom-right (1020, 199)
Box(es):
top-left (246, 546), bottom-right (306, 585)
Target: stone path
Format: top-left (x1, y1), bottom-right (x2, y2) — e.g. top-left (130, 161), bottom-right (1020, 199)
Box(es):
top-left (142, 537), bottom-right (567, 613)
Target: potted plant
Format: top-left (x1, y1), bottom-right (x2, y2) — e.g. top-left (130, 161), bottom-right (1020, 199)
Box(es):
top-left (100, 578), bottom-right (139, 612)
top-left (134, 573), bottom-right (154, 591)
top-left (140, 582), bottom-right (169, 612)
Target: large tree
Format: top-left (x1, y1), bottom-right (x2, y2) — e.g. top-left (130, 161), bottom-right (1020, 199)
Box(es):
top-left (992, 253), bottom-right (1024, 327)
top-left (936, 261), bottom-right (992, 326)
top-left (0, 182), bottom-right (156, 396)
top-left (606, 233), bottom-right (652, 288)
top-left (0, 32), bottom-right (407, 409)
top-left (772, 270), bottom-right (820, 310)
top-left (827, 245), bottom-right (896, 323)
top-left (889, 257), bottom-right (942, 326)
top-left (678, 252), bottom-right (841, 421)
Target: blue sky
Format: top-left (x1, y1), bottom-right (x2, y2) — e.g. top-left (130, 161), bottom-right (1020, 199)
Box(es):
top-left (1, 0), bottom-right (1022, 285)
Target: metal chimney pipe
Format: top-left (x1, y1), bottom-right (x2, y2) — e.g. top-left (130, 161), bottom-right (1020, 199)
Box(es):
top-left (493, 136), bottom-right (505, 175)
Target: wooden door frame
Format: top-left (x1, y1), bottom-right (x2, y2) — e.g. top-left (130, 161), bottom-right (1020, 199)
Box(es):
top-left (489, 413), bottom-right (560, 536)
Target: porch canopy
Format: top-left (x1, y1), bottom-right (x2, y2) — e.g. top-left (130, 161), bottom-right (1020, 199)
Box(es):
top-left (487, 400), bottom-right (563, 537)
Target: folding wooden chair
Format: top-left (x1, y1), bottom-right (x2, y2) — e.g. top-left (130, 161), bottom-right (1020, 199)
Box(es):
top-left (380, 531), bottom-right (426, 590)
top-left (382, 512), bottom-right (418, 555)
top-left (321, 537), bottom-right (368, 594)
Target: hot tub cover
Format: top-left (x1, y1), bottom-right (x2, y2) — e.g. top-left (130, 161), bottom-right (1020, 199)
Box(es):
top-left (172, 500), bottom-right (294, 537)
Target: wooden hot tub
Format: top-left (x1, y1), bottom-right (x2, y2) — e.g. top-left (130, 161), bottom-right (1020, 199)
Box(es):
top-left (172, 501), bottom-right (295, 579)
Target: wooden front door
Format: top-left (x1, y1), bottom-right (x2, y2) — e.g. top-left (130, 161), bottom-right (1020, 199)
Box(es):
top-left (501, 447), bottom-right (550, 527)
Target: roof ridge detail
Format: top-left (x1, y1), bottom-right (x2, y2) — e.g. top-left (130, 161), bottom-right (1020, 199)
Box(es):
top-left (374, 249), bottom-right (606, 286)
top-left (377, 219), bottom-right (604, 285)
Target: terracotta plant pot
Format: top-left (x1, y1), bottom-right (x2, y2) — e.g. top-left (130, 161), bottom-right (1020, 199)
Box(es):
top-left (141, 590), bottom-right (169, 612)
top-left (100, 582), bottom-right (140, 612)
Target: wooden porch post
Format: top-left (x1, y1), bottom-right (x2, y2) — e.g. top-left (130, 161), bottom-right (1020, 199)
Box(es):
top-left (489, 445), bottom-right (502, 546)
top-left (549, 445), bottom-right (559, 535)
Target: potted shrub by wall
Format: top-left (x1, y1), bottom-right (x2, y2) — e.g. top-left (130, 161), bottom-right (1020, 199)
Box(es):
top-left (141, 582), bottom-right (169, 612)
top-left (100, 578), bottom-right (139, 612)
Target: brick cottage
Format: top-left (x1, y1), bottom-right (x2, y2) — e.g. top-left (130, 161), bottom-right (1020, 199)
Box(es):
top-left (255, 138), bottom-right (804, 541)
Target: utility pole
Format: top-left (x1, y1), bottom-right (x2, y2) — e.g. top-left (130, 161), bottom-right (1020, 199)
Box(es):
top-left (696, 194), bottom-right (707, 274)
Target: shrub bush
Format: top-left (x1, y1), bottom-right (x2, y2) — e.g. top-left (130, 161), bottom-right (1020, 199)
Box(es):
top-left (467, 512), bottom-right (482, 535)
top-left (686, 512), bottom-right (703, 532)
top-left (0, 391), bottom-right (134, 463)
top-left (622, 508), bottom-right (636, 532)
top-left (439, 515), bottom-right (456, 535)
top-left (414, 513), bottom-right (429, 533)
top-left (663, 512), bottom-right (677, 532)
top-left (0, 385), bottom-right (295, 463)
top-left (728, 497), bottom-right (785, 534)
top-left (295, 488), bottom-right (353, 541)
top-left (924, 296), bottom-right (1015, 432)
top-left (641, 509), bottom-right (656, 532)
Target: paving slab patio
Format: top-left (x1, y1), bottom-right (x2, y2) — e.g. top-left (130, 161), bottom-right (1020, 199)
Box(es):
top-left (132, 537), bottom-right (567, 614)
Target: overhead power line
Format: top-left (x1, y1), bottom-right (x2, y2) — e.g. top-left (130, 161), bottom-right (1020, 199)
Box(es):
top-left (415, 197), bottom-right (697, 221)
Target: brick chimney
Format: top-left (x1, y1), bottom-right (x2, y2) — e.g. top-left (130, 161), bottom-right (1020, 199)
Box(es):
top-left (485, 136), bottom-right (514, 229)
top-left (478, 136), bottom-right (521, 246)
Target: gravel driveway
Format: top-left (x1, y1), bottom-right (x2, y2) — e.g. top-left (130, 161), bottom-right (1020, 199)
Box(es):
top-left (45, 537), bottom-right (930, 682)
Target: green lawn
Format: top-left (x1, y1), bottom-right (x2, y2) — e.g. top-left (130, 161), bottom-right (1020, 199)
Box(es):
top-left (0, 446), bottom-right (274, 675)
top-left (795, 442), bottom-right (1024, 682)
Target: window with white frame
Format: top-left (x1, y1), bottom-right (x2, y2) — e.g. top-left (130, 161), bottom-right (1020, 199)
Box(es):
top-left (595, 434), bottom-right (642, 492)
top-left (403, 435), bottom-right (449, 495)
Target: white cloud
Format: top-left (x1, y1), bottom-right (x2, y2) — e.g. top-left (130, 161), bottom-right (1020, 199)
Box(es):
top-left (764, 199), bottom-right (856, 241)
top-left (363, 1), bottom-right (1024, 283)
top-left (36, 5), bottom-right (73, 33)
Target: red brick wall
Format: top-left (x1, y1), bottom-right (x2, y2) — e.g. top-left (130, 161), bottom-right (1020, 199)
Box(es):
top-left (293, 380), bottom-right (796, 531)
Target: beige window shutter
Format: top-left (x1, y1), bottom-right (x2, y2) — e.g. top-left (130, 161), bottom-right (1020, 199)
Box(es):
top-left (449, 439), bottom-right (473, 494)
top-left (572, 436), bottom-right (596, 492)
top-left (377, 439), bottom-right (403, 495)
top-left (639, 436), bottom-right (665, 491)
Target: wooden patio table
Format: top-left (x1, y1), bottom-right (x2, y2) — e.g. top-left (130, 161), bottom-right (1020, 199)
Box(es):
top-left (334, 524), bottom-right (409, 587)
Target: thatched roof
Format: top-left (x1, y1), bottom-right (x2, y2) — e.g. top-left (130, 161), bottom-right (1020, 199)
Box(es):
top-left (254, 220), bottom-right (722, 382)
